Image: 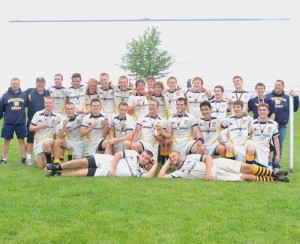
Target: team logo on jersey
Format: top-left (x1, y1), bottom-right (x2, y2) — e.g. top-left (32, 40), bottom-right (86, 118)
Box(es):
top-left (275, 99), bottom-right (281, 105)
top-left (212, 122), bottom-right (216, 127)
top-left (268, 127), bottom-right (272, 132)
top-left (242, 120), bottom-right (247, 125)
top-left (184, 120), bottom-right (189, 125)
top-left (14, 101), bottom-right (20, 107)
top-left (176, 92), bottom-right (180, 96)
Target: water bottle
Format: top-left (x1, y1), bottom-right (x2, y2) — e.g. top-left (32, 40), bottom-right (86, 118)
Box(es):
top-left (268, 162), bottom-right (273, 171)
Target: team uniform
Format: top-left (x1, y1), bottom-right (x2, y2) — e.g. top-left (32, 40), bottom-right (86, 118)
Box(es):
top-left (135, 114), bottom-right (163, 160)
top-left (209, 99), bottom-right (228, 120)
top-left (222, 114), bottom-right (253, 162)
top-left (66, 85), bottom-right (87, 112)
top-left (31, 110), bottom-right (61, 156)
top-left (81, 112), bottom-right (108, 157)
top-left (57, 114), bottom-right (85, 158)
top-left (87, 150), bottom-right (148, 177)
top-left (113, 86), bottom-right (133, 111)
top-left (164, 89), bottom-right (185, 116)
top-left (48, 86), bottom-right (67, 114)
top-left (169, 154), bottom-right (242, 181)
top-left (227, 91), bottom-right (251, 113)
top-left (186, 90), bottom-right (209, 119)
top-left (127, 94), bottom-right (149, 121)
top-left (167, 113), bottom-right (198, 159)
top-left (249, 119), bottom-right (279, 167)
top-left (198, 116), bottom-right (223, 157)
top-left (98, 85), bottom-right (115, 114)
top-left (82, 91), bottom-right (100, 112)
top-left (151, 95), bottom-right (167, 118)
top-left (110, 114), bottom-right (135, 152)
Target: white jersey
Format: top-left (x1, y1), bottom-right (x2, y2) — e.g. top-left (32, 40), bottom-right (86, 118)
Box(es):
top-left (222, 115), bottom-right (253, 146)
top-left (110, 114), bottom-right (135, 138)
top-left (151, 95), bottom-right (167, 118)
top-left (48, 86), bottom-right (67, 114)
top-left (168, 113), bottom-right (198, 145)
top-left (136, 115), bottom-right (163, 148)
top-left (31, 110), bottom-right (62, 143)
top-left (164, 89), bottom-right (185, 116)
top-left (93, 150), bottom-right (148, 177)
top-left (57, 114), bottom-right (84, 142)
top-left (113, 86), bottom-right (133, 111)
top-left (198, 116), bottom-right (223, 146)
top-left (127, 94), bottom-right (149, 121)
top-left (227, 91), bottom-right (251, 113)
top-left (99, 85), bottom-right (115, 113)
top-left (82, 92), bottom-right (100, 112)
top-left (169, 155), bottom-right (242, 181)
top-left (81, 112), bottom-right (108, 142)
top-left (186, 90), bottom-right (209, 119)
top-left (66, 85), bottom-right (87, 111)
top-left (210, 99), bottom-right (228, 120)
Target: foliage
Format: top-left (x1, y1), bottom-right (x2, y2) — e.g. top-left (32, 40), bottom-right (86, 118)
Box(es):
top-left (120, 26), bottom-right (175, 80)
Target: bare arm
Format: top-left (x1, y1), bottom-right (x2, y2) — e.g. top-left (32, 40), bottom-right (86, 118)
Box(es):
top-left (131, 125), bottom-right (141, 144)
top-left (157, 159), bottom-right (173, 178)
top-left (109, 151), bottom-right (123, 177)
top-left (203, 155), bottom-right (213, 180)
top-left (29, 123), bottom-right (47, 132)
top-left (143, 158), bottom-right (158, 178)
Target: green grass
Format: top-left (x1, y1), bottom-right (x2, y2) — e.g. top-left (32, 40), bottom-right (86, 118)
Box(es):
top-left (1, 113), bottom-right (300, 243)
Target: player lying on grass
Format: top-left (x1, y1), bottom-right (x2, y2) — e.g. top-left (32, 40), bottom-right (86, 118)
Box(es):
top-left (158, 151), bottom-right (289, 182)
top-left (46, 149), bottom-right (157, 178)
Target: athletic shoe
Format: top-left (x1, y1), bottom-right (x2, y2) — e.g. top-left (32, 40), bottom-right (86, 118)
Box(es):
top-left (0, 159), bottom-right (7, 164)
top-left (274, 176), bottom-right (289, 183)
top-left (46, 163), bottom-right (60, 171)
top-left (46, 170), bottom-right (61, 177)
top-left (275, 169), bottom-right (289, 178)
top-left (21, 158), bottom-right (26, 164)
top-left (26, 159), bottom-right (33, 165)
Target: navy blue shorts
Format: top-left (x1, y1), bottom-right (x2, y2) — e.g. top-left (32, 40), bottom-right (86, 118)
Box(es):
top-left (26, 120), bottom-right (35, 143)
top-left (1, 124), bottom-right (27, 139)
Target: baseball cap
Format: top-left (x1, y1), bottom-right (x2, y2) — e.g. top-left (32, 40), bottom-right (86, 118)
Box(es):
top-left (36, 77), bottom-right (46, 82)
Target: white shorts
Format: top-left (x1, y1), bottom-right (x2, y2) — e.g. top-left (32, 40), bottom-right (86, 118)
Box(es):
top-left (214, 158), bottom-right (242, 181)
top-left (33, 138), bottom-right (54, 156)
top-left (172, 140), bottom-right (196, 160)
top-left (65, 139), bottom-right (85, 158)
top-left (93, 154), bottom-right (113, 177)
top-left (247, 140), bottom-right (269, 167)
top-left (140, 141), bottom-right (159, 160)
top-left (114, 142), bottom-right (124, 153)
top-left (85, 139), bottom-right (105, 157)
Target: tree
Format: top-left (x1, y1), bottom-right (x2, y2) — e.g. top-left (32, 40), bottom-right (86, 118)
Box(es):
top-left (120, 26), bottom-right (175, 80)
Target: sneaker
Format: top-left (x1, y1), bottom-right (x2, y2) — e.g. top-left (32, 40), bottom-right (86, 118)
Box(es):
top-left (21, 158), bottom-right (26, 164)
top-left (46, 170), bottom-right (61, 177)
top-left (0, 159), bottom-right (7, 164)
top-left (26, 159), bottom-right (33, 165)
top-left (274, 176), bottom-right (289, 183)
top-left (275, 169), bottom-right (289, 178)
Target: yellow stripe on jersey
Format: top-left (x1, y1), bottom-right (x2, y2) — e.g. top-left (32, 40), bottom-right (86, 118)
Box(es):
top-left (173, 135), bottom-right (178, 144)
top-left (187, 131), bottom-right (193, 142)
top-left (65, 132), bottom-right (71, 140)
top-left (34, 134), bottom-right (39, 143)
top-left (86, 135), bottom-right (91, 141)
top-left (130, 111), bottom-right (138, 121)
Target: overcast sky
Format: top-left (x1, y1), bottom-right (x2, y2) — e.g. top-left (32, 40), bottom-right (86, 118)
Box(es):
top-left (0, 0), bottom-right (299, 94)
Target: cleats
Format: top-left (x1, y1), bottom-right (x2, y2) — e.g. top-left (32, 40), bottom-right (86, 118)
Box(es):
top-left (46, 163), bottom-right (60, 171)
top-left (275, 169), bottom-right (289, 178)
top-left (21, 158), bottom-right (26, 164)
top-left (274, 176), bottom-right (289, 183)
top-left (46, 170), bottom-right (61, 177)
top-left (0, 159), bottom-right (7, 164)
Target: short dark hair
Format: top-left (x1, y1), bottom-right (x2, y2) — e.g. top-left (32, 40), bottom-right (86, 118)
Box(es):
top-left (71, 73), bottom-right (81, 80)
top-left (91, 98), bottom-right (101, 105)
top-left (255, 82), bottom-right (265, 89)
top-left (118, 101), bottom-right (128, 108)
top-left (54, 74), bottom-right (63, 80)
top-left (200, 101), bottom-right (211, 109)
top-left (176, 97), bottom-right (187, 105)
top-left (233, 100), bottom-right (244, 108)
top-left (135, 79), bottom-right (145, 87)
top-left (214, 85), bottom-right (224, 93)
top-left (144, 150), bottom-right (153, 157)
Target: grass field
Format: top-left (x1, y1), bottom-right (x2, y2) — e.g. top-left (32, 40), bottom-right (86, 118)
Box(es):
top-left (0, 113), bottom-right (300, 243)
